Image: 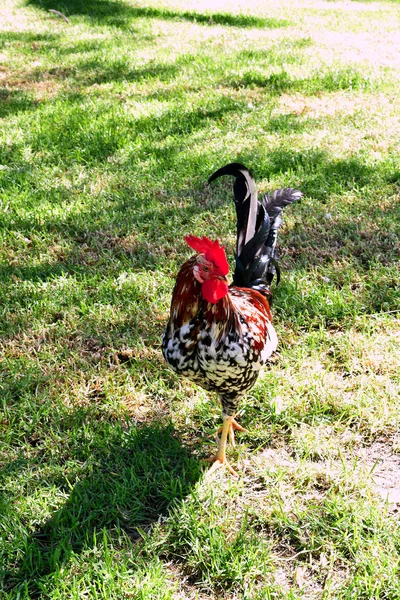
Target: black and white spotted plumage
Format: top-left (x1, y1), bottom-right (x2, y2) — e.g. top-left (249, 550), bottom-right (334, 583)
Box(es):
top-left (162, 266), bottom-right (278, 416)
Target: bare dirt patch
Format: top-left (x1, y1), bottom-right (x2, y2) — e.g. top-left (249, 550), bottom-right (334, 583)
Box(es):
top-left (356, 438), bottom-right (400, 512)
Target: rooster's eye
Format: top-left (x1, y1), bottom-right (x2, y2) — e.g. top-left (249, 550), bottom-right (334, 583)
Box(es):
top-left (202, 266), bottom-right (209, 272)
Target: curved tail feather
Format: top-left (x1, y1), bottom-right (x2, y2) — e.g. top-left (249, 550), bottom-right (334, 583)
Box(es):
top-left (208, 163), bottom-right (301, 291)
top-left (208, 163), bottom-right (258, 256)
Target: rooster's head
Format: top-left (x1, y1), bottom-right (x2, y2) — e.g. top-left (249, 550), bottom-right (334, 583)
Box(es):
top-left (185, 235), bottom-right (229, 304)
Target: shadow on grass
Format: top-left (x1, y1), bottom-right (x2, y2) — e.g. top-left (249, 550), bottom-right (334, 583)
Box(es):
top-left (238, 146), bottom-right (399, 200)
top-left (228, 67), bottom-right (375, 94)
top-left (0, 93), bottom-right (245, 164)
top-left (0, 89), bottom-right (38, 118)
top-left (26, 0), bottom-right (289, 29)
top-left (0, 31), bottom-right (59, 46)
top-left (1, 418), bottom-right (202, 597)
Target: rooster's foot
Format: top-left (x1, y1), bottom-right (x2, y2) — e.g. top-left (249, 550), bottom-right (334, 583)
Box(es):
top-left (204, 415), bottom-right (243, 477)
top-left (205, 455), bottom-right (238, 478)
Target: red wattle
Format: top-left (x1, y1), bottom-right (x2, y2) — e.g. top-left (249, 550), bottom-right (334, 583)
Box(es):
top-left (201, 279), bottom-right (228, 304)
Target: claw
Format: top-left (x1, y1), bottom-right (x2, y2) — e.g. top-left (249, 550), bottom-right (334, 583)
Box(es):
top-left (205, 456), bottom-right (238, 478)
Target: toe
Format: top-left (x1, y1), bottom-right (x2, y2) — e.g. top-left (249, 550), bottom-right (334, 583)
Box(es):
top-left (204, 456), bottom-right (238, 478)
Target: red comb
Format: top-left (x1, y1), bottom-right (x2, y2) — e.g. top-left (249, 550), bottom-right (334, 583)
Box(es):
top-left (184, 235), bottom-right (229, 276)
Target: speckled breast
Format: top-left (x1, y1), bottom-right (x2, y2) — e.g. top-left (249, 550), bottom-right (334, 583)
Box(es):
top-left (162, 311), bottom-right (277, 401)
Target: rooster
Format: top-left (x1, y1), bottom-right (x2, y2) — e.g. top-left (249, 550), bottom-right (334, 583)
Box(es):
top-left (163, 163), bottom-right (301, 475)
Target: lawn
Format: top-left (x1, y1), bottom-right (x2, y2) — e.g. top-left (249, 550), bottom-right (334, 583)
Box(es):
top-left (1, 0), bottom-right (400, 597)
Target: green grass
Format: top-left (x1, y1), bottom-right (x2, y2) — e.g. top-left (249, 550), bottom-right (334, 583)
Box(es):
top-left (1, 0), bottom-right (400, 597)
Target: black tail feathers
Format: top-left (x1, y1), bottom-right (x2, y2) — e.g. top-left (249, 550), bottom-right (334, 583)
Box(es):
top-left (208, 163), bottom-right (301, 291)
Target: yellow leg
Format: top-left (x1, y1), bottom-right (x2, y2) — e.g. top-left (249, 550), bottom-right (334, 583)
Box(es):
top-left (216, 417), bottom-right (248, 447)
top-left (206, 415), bottom-right (245, 477)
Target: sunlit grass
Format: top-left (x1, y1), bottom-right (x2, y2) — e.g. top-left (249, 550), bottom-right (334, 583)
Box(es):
top-left (1, 0), bottom-right (400, 597)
